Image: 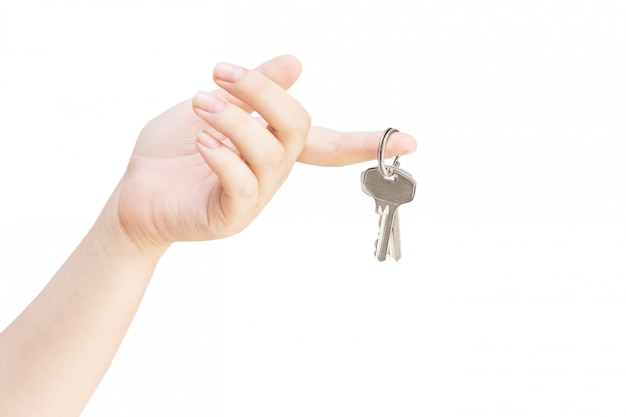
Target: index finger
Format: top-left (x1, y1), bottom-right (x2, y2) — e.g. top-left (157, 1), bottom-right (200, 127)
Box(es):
top-left (298, 127), bottom-right (417, 166)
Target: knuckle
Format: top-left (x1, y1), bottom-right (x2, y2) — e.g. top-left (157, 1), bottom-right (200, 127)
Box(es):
top-left (237, 180), bottom-right (259, 201)
top-left (250, 73), bottom-right (273, 98)
top-left (298, 108), bottom-right (312, 131)
top-left (281, 106), bottom-right (311, 139)
top-left (236, 110), bottom-right (251, 128)
top-left (229, 109), bottom-right (253, 136)
top-left (266, 145), bottom-right (286, 167)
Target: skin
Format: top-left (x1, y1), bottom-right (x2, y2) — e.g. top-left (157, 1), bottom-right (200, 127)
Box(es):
top-left (0, 55), bottom-right (416, 417)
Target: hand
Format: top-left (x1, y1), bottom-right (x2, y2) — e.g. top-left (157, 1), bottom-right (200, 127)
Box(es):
top-left (113, 55), bottom-right (417, 249)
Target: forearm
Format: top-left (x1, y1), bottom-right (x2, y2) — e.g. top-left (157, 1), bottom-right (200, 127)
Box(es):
top-left (0, 188), bottom-right (168, 417)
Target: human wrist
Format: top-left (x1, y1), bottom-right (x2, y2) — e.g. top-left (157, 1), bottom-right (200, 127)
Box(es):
top-left (92, 187), bottom-right (170, 265)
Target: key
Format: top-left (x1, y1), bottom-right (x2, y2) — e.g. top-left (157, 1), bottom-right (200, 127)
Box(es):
top-left (361, 166), bottom-right (416, 261)
top-left (388, 213), bottom-right (401, 260)
top-left (374, 203), bottom-right (401, 260)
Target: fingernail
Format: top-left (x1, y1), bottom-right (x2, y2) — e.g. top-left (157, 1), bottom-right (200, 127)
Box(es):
top-left (213, 62), bottom-right (246, 83)
top-left (195, 92), bottom-right (225, 113)
top-left (198, 131), bottom-right (221, 149)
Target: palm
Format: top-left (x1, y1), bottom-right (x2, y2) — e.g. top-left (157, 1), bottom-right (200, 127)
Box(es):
top-left (119, 98), bottom-right (233, 244)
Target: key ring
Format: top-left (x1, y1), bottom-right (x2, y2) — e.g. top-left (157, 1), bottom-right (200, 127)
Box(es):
top-left (377, 127), bottom-right (400, 178)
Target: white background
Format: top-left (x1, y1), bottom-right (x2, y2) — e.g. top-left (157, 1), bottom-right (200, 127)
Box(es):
top-left (1, 1), bottom-right (625, 416)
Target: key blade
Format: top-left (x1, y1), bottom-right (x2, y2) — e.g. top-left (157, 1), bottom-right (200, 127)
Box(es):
top-left (375, 204), bottom-right (400, 262)
top-left (388, 213), bottom-right (401, 261)
top-left (381, 208), bottom-right (403, 262)
top-left (375, 205), bottom-right (391, 261)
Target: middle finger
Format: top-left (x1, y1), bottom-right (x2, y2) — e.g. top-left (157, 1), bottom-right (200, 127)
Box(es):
top-left (192, 92), bottom-right (285, 185)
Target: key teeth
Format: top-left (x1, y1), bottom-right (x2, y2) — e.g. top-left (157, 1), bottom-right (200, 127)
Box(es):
top-left (374, 238), bottom-right (387, 261)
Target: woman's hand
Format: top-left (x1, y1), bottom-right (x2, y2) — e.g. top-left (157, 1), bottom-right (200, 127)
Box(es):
top-left (114, 55), bottom-right (416, 250)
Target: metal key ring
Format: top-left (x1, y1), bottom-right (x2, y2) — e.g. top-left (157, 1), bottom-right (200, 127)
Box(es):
top-left (377, 127), bottom-right (400, 178)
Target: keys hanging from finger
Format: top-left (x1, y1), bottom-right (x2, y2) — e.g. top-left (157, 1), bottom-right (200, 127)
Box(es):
top-left (361, 128), bottom-right (417, 262)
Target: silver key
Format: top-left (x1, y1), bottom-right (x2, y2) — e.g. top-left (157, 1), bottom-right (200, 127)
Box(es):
top-left (361, 166), bottom-right (416, 261)
top-left (388, 213), bottom-right (401, 260)
top-left (374, 201), bottom-right (401, 260)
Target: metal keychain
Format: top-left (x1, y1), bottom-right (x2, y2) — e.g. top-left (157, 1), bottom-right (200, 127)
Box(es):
top-left (361, 128), bottom-right (416, 261)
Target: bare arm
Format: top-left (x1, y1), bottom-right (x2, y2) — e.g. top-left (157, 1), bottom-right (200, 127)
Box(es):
top-left (0, 193), bottom-right (166, 416)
